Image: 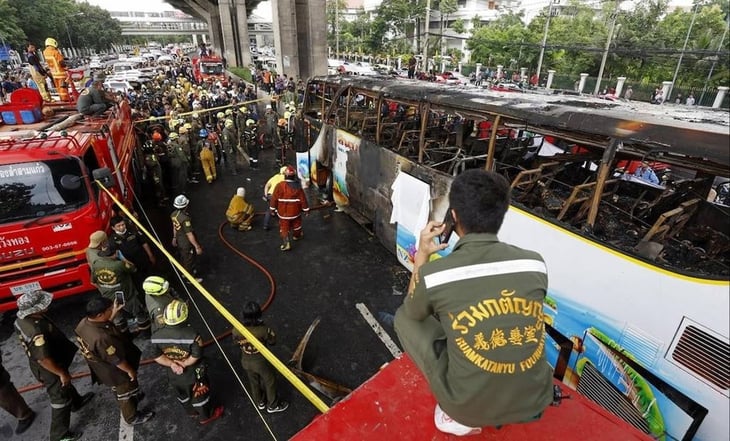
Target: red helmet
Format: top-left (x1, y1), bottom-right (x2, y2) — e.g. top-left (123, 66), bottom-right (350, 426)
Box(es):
top-left (284, 165), bottom-right (296, 178)
top-left (151, 132), bottom-right (163, 142)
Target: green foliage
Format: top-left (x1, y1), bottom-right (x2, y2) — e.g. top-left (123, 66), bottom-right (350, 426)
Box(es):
top-left (3, 0), bottom-right (123, 52)
top-left (452, 18), bottom-right (466, 35)
top-left (229, 66), bottom-right (252, 82)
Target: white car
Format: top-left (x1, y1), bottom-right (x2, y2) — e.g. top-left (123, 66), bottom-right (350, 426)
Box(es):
top-left (89, 58), bottom-right (103, 69)
top-left (103, 80), bottom-right (134, 93)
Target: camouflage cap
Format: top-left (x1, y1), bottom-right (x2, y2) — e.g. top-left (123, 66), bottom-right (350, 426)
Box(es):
top-left (16, 290), bottom-right (53, 319)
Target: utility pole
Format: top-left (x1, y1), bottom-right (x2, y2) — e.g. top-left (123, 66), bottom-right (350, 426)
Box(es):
top-left (422, 0), bottom-right (431, 72)
top-left (535, 0), bottom-right (558, 82)
top-left (335, 0), bottom-right (339, 59)
top-left (699, 16), bottom-right (728, 105)
top-left (667, 2), bottom-right (699, 104)
top-left (594, 1), bottom-right (620, 95)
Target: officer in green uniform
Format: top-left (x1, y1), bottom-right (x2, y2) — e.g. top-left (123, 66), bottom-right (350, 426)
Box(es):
top-left (394, 170), bottom-right (553, 436)
top-left (15, 290), bottom-right (94, 441)
top-left (171, 195), bottom-right (203, 282)
top-left (166, 132), bottom-right (189, 195)
top-left (141, 139), bottom-right (166, 206)
top-left (85, 230), bottom-right (107, 269)
top-left (142, 275), bottom-right (181, 332)
top-left (90, 245), bottom-right (151, 333)
top-left (151, 300), bottom-right (224, 424)
top-left (75, 296), bottom-right (154, 426)
top-left (232, 301), bottom-right (288, 413)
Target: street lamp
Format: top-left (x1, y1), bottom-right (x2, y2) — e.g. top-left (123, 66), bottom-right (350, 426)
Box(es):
top-left (594, 1), bottom-right (621, 95)
top-left (64, 12), bottom-right (84, 58)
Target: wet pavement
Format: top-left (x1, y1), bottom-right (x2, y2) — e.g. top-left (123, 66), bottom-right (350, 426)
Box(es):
top-left (0, 145), bottom-right (410, 440)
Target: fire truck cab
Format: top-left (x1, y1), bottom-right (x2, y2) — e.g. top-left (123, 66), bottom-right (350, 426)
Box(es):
top-left (0, 89), bottom-right (139, 312)
top-left (192, 56), bottom-right (228, 87)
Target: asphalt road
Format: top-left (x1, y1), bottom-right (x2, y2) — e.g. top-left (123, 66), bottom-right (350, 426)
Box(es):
top-left (0, 145), bottom-right (410, 441)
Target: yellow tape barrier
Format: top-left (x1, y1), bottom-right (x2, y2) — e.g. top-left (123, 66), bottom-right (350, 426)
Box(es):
top-left (134, 97), bottom-right (268, 125)
top-left (96, 182), bottom-right (330, 414)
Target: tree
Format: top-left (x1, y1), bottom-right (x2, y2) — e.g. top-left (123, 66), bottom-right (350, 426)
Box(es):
top-left (327, 0), bottom-right (347, 55)
top-left (437, 0), bottom-right (458, 57)
top-left (468, 12), bottom-right (529, 67)
top-left (0, 0), bottom-right (26, 47)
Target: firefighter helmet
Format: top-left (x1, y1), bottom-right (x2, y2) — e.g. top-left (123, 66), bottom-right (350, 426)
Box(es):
top-left (45, 37), bottom-right (58, 48)
top-left (284, 111), bottom-right (292, 120)
top-left (184, 123), bottom-right (192, 130)
top-left (199, 128), bottom-right (208, 138)
top-left (168, 132), bottom-right (179, 140)
top-left (225, 109), bottom-right (233, 115)
top-left (173, 194), bottom-right (189, 209)
top-left (216, 112), bottom-right (225, 119)
top-left (143, 276), bottom-right (169, 296)
top-left (246, 119), bottom-right (255, 127)
top-left (283, 165), bottom-right (296, 178)
top-left (224, 119), bottom-right (234, 128)
top-left (151, 132), bottom-right (163, 142)
top-left (239, 106), bottom-right (248, 113)
top-left (163, 300), bottom-right (188, 326)
top-left (277, 118), bottom-right (287, 128)
top-left (192, 112), bottom-right (199, 119)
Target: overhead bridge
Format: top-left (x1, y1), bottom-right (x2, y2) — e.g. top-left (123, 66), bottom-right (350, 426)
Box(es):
top-left (163, 0), bottom-right (326, 79)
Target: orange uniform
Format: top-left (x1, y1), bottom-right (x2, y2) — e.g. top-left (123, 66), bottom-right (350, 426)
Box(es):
top-left (43, 45), bottom-right (69, 101)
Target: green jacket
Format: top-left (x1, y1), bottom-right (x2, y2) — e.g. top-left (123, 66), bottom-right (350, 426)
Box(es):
top-left (403, 233), bottom-right (553, 427)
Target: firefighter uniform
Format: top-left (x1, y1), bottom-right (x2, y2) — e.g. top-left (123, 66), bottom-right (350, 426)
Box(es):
top-left (225, 188), bottom-right (255, 231)
top-left (171, 208), bottom-right (197, 275)
top-left (151, 324), bottom-right (214, 418)
top-left (243, 123), bottom-right (259, 169)
top-left (270, 171), bottom-right (309, 251)
top-left (75, 317), bottom-right (144, 424)
top-left (232, 324), bottom-right (278, 409)
top-left (15, 308), bottom-right (91, 441)
top-left (43, 38), bottom-right (70, 101)
top-left (90, 252), bottom-right (150, 333)
top-left (199, 141), bottom-right (217, 183)
top-left (141, 141), bottom-right (166, 204)
top-left (221, 123), bottom-right (239, 174)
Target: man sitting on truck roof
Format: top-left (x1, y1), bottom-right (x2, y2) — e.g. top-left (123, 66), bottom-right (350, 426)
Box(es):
top-left (77, 80), bottom-right (115, 116)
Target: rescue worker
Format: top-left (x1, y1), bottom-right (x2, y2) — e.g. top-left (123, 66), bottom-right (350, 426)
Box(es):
top-left (75, 297), bottom-right (155, 426)
top-left (141, 137), bottom-right (167, 206)
top-left (276, 118), bottom-right (288, 165)
top-left (226, 187), bottom-right (255, 231)
top-left (167, 132), bottom-right (189, 195)
top-left (270, 165), bottom-right (309, 251)
top-left (199, 138), bottom-right (217, 183)
top-left (90, 244), bottom-right (151, 334)
top-left (221, 118), bottom-right (239, 175)
top-left (143, 276), bottom-right (181, 332)
top-left (86, 230), bottom-right (107, 269)
top-left (43, 37), bottom-right (70, 101)
top-left (171, 194), bottom-right (204, 282)
top-left (0, 353), bottom-right (36, 435)
top-left (14, 290), bottom-right (94, 441)
top-left (151, 301), bottom-right (225, 424)
top-left (262, 166), bottom-right (287, 231)
top-left (26, 42), bottom-right (51, 101)
top-left (109, 215), bottom-right (156, 293)
top-left (232, 301), bottom-right (288, 413)
top-left (242, 119), bottom-right (259, 169)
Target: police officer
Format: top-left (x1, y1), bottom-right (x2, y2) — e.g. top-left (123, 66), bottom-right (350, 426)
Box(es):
top-left (0, 351), bottom-right (36, 435)
top-left (143, 276), bottom-right (181, 332)
top-left (109, 216), bottom-right (156, 291)
top-left (166, 132), bottom-right (189, 195)
top-left (232, 301), bottom-right (288, 413)
top-left (75, 297), bottom-right (154, 426)
top-left (90, 244), bottom-right (151, 334)
top-left (15, 290), bottom-right (94, 441)
top-left (171, 195), bottom-right (203, 282)
top-left (151, 300), bottom-right (224, 424)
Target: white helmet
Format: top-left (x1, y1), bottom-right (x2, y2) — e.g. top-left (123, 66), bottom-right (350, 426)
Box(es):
top-left (173, 194), bottom-right (189, 209)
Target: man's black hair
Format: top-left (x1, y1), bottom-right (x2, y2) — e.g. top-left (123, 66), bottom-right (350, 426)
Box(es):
top-left (110, 215), bottom-right (125, 227)
top-left (242, 301), bottom-right (263, 326)
top-left (449, 169), bottom-right (510, 235)
top-left (86, 296), bottom-right (112, 317)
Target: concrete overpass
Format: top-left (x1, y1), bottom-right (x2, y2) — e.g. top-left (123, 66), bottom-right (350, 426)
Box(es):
top-left (165, 0), bottom-right (327, 79)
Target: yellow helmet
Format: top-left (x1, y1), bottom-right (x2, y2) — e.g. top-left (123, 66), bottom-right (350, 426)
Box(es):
top-left (184, 123), bottom-right (192, 130)
top-left (216, 112), bottom-right (225, 119)
top-left (178, 126), bottom-right (188, 134)
top-left (163, 300), bottom-right (188, 325)
top-left (246, 119), bottom-right (255, 126)
top-left (143, 276), bottom-right (169, 296)
top-left (168, 132), bottom-right (179, 140)
top-left (284, 111), bottom-right (292, 120)
top-left (224, 119), bottom-right (234, 128)
top-left (45, 37), bottom-right (58, 48)
top-left (225, 109), bottom-right (233, 115)
top-left (239, 106), bottom-right (248, 112)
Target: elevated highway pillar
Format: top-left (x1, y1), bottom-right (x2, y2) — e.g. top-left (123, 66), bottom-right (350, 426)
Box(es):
top-left (217, 0), bottom-right (252, 67)
top-left (272, 0), bottom-right (326, 79)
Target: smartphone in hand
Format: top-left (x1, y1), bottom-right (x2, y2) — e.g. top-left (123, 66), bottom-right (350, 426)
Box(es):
top-left (114, 291), bottom-right (126, 306)
top-left (439, 208), bottom-right (454, 245)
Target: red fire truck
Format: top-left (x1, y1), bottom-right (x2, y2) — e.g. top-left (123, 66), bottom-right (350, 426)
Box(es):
top-left (192, 55), bottom-right (228, 86)
top-left (0, 89), bottom-right (140, 312)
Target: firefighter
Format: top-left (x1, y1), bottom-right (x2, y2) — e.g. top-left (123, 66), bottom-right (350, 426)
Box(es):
top-left (226, 187), bottom-right (255, 231)
top-left (15, 290), bottom-right (94, 441)
top-left (232, 301), bottom-right (288, 413)
top-left (90, 245), bottom-right (151, 334)
top-left (270, 165), bottom-right (309, 251)
top-left (141, 137), bottom-right (167, 206)
top-left (151, 301), bottom-right (224, 424)
top-left (221, 118), bottom-right (239, 175)
top-left (262, 166), bottom-right (287, 231)
top-left (167, 132), bottom-right (189, 195)
top-left (143, 276), bottom-right (181, 332)
top-left (171, 195), bottom-right (204, 282)
top-left (242, 119), bottom-right (259, 169)
top-left (275, 118), bottom-right (288, 166)
top-left (199, 138), bottom-right (217, 183)
top-left (42, 37), bottom-right (70, 101)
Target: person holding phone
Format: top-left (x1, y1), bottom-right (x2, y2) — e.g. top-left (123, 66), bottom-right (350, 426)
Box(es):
top-left (394, 170), bottom-right (553, 436)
